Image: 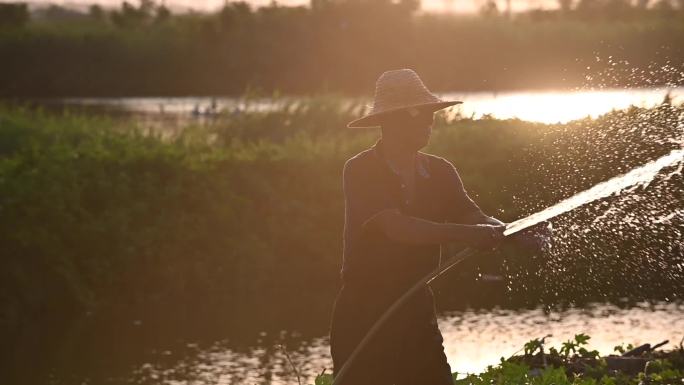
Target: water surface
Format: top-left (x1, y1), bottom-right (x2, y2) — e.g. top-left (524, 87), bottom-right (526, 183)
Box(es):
top-left (121, 302), bottom-right (684, 385)
top-left (35, 87), bottom-right (683, 125)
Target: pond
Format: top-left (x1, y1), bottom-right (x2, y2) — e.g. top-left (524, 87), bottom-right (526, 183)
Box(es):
top-left (25, 86), bottom-right (684, 125)
top-left (38, 301), bottom-right (684, 385)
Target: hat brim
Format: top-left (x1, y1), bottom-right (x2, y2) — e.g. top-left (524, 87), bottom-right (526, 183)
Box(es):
top-left (346, 100), bottom-right (463, 128)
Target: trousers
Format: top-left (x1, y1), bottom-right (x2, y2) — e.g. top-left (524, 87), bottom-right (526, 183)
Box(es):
top-left (329, 284), bottom-right (454, 385)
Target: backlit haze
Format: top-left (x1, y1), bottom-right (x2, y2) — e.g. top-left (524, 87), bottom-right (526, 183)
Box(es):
top-left (4, 0), bottom-right (563, 14)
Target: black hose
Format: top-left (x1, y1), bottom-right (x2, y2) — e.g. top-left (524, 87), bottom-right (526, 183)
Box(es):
top-left (331, 247), bottom-right (476, 385)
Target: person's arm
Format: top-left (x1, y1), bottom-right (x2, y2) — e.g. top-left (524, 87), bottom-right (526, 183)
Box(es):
top-left (441, 159), bottom-right (506, 227)
top-left (364, 208), bottom-right (504, 249)
top-left (343, 158), bottom-right (503, 251)
top-left (461, 210), bottom-right (506, 226)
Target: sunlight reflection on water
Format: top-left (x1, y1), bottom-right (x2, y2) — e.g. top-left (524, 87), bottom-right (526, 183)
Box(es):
top-left (131, 302), bottom-right (684, 385)
top-left (52, 87), bottom-right (683, 125)
top-left (441, 87), bottom-right (683, 123)
top-left (439, 302), bottom-right (684, 378)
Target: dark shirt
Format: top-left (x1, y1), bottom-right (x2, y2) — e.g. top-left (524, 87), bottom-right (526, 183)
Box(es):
top-left (341, 138), bottom-right (485, 297)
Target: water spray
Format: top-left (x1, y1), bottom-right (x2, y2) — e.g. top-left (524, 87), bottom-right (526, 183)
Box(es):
top-left (331, 148), bottom-right (684, 385)
top-left (504, 148), bottom-right (683, 236)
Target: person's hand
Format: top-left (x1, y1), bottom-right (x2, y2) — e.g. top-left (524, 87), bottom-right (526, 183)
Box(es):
top-left (508, 221), bottom-right (553, 253)
top-left (469, 224), bottom-right (506, 251)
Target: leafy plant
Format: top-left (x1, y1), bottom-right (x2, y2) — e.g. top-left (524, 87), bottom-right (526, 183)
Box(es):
top-left (450, 335), bottom-right (682, 385)
top-left (613, 343), bottom-right (635, 355)
top-left (560, 334), bottom-right (597, 359)
top-left (313, 373), bottom-right (333, 385)
top-left (525, 334), bottom-right (553, 357)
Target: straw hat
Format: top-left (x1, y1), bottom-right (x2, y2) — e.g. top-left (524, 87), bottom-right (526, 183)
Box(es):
top-left (346, 68), bottom-right (462, 128)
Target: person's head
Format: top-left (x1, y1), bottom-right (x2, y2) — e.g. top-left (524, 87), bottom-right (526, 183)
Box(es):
top-left (379, 105), bottom-right (437, 152)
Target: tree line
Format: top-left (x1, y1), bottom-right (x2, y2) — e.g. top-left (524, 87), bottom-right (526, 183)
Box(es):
top-left (0, 0), bottom-right (682, 96)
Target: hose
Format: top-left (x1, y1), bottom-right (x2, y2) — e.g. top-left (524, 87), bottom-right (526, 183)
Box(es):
top-left (331, 247), bottom-right (477, 385)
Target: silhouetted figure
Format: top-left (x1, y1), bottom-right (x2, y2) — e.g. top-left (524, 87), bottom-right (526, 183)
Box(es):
top-left (329, 69), bottom-right (507, 385)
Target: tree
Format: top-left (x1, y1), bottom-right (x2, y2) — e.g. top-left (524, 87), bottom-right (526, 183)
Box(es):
top-left (0, 3), bottom-right (28, 28)
top-left (635, 0), bottom-right (649, 9)
top-left (398, 0), bottom-right (421, 13)
top-left (110, 0), bottom-right (157, 28)
top-left (558, 0), bottom-right (573, 12)
top-left (156, 4), bottom-right (172, 22)
top-left (653, 0), bottom-right (674, 11)
top-left (479, 0), bottom-right (499, 17)
top-left (89, 4), bottom-right (105, 20)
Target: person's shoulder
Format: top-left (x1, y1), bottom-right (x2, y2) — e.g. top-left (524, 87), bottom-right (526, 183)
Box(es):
top-left (421, 152), bottom-right (469, 192)
top-left (343, 148), bottom-right (375, 174)
top-left (419, 151), bottom-right (457, 174)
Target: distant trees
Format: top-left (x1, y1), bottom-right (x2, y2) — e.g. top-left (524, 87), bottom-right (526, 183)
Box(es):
top-left (479, 0), bottom-right (499, 16)
top-left (88, 4), bottom-right (106, 21)
top-left (558, 0), bottom-right (573, 12)
top-left (576, 0), bottom-right (632, 16)
top-left (110, 0), bottom-right (172, 28)
top-left (652, 0), bottom-right (676, 11)
top-left (0, 1), bottom-right (173, 27)
top-left (0, 0), bottom-right (683, 96)
top-left (316, 0), bottom-right (421, 13)
top-left (5, 0), bottom-right (684, 29)
top-left (553, 0), bottom-right (684, 18)
top-left (0, 3), bottom-right (28, 28)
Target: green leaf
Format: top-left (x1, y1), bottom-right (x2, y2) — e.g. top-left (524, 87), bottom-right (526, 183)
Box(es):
top-left (314, 373), bottom-right (333, 385)
top-left (574, 333), bottom-right (590, 345)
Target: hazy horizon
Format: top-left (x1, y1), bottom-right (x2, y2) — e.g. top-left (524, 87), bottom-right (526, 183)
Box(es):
top-left (1, 0), bottom-right (562, 15)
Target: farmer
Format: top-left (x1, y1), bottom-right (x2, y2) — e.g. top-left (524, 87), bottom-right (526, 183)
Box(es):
top-left (329, 68), bottom-right (514, 385)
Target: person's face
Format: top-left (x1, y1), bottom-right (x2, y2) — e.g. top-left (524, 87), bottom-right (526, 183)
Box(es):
top-left (380, 107), bottom-right (436, 151)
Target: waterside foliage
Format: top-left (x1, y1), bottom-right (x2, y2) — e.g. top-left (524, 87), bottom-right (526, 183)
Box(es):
top-left (0, 96), bottom-right (682, 346)
top-left (313, 334), bottom-right (684, 385)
